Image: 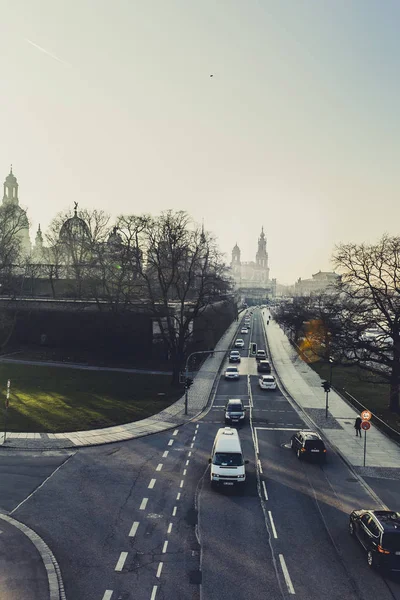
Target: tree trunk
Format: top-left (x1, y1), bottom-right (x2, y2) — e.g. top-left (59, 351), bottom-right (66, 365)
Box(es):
top-left (389, 338), bottom-right (400, 413)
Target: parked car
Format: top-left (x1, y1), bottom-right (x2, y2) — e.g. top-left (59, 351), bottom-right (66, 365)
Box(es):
top-left (224, 366), bottom-right (240, 380)
top-left (290, 431), bottom-right (326, 462)
top-left (256, 349), bottom-right (267, 361)
top-left (259, 375), bottom-right (276, 390)
top-left (241, 327), bottom-right (249, 334)
top-left (235, 339), bottom-right (245, 348)
top-left (257, 360), bottom-right (271, 373)
top-left (349, 509), bottom-right (400, 570)
top-left (229, 350), bottom-right (241, 363)
top-left (225, 399), bottom-right (246, 425)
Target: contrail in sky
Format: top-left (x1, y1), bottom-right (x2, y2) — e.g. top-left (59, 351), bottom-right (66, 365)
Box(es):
top-left (25, 38), bottom-right (71, 67)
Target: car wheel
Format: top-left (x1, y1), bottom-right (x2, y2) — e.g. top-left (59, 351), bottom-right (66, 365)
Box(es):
top-left (297, 449), bottom-right (302, 460)
top-left (367, 551), bottom-right (375, 569)
top-left (349, 521), bottom-right (354, 536)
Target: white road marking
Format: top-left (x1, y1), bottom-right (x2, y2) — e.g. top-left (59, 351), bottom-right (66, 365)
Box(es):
top-left (255, 427), bottom-right (310, 432)
top-left (172, 506), bottom-right (177, 516)
top-left (162, 451), bottom-right (169, 458)
top-left (186, 460), bottom-right (190, 466)
top-left (156, 464), bottom-right (163, 471)
top-left (262, 481), bottom-right (269, 500)
top-left (173, 429), bottom-right (179, 436)
top-left (268, 511), bottom-right (278, 538)
top-left (183, 469), bottom-right (187, 476)
top-left (156, 562), bottom-right (163, 578)
top-left (188, 451), bottom-right (192, 457)
top-left (192, 436), bottom-right (196, 441)
top-left (168, 439), bottom-right (174, 446)
top-left (151, 585), bottom-right (158, 600)
top-left (148, 479), bottom-right (156, 489)
top-left (176, 492), bottom-right (181, 500)
top-left (180, 480), bottom-right (184, 488)
top-left (162, 541), bottom-right (168, 553)
top-left (115, 552), bottom-right (128, 571)
top-left (167, 522), bottom-right (173, 534)
top-left (279, 554), bottom-right (295, 594)
top-left (190, 443), bottom-right (194, 448)
top-left (196, 424), bottom-right (199, 429)
top-left (102, 591), bottom-right (113, 600)
top-left (140, 498), bottom-right (148, 510)
top-left (129, 521), bottom-right (139, 537)
top-left (258, 459), bottom-right (263, 474)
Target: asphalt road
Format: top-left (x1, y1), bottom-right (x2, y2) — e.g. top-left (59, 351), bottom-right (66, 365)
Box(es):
top-left (0, 307), bottom-right (399, 600)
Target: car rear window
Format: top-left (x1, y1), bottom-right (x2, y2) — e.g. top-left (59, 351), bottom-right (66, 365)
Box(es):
top-left (304, 440), bottom-right (325, 450)
top-left (382, 533), bottom-right (400, 552)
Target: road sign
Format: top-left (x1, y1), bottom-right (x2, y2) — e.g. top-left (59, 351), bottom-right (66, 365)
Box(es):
top-left (361, 420), bottom-right (371, 431)
top-left (361, 410), bottom-right (372, 421)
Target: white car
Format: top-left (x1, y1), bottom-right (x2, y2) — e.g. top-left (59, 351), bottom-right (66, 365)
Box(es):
top-left (235, 339), bottom-right (245, 348)
top-left (241, 327), bottom-right (249, 334)
top-left (225, 366), bottom-right (240, 380)
top-left (259, 375), bottom-right (277, 390)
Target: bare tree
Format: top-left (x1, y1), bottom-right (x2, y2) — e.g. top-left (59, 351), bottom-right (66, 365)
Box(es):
top-left (333, 235), bottom-right (400, 412)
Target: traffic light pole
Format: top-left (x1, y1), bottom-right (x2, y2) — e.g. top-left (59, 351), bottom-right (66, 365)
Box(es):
top-left (183, 349), bottom-right (230, 415)
top-left (325, 389), bottom-right (329, 419)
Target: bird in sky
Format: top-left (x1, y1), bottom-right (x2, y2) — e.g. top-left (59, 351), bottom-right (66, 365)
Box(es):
top-left (210, 74), bottom-right (213, 77)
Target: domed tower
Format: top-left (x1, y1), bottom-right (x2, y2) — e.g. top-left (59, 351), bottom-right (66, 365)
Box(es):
top-left (1, 166), bottom-right (31, 256)
top-left (59, 202), bottom-right (91, 265)
top-left (255, 226), bottom-right (269, 281)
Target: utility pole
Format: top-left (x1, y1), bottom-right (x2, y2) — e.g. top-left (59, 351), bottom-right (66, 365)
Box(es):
top-left (4, 379), bottom-right (10, 443)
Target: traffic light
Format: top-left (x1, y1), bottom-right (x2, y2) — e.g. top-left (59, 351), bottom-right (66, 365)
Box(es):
top-left (321, 381), bottom-right (331, 393)
top-left (185, 377), bottom-right (194, 389)
top-left (251, 343), bottom-right (257, 355)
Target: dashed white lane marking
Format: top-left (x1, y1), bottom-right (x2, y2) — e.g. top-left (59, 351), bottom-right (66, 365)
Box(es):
top-left (176, 492), bottom-right (181, 500)
top-left (279, 554), bottom-right (295, 594)
top-left (268, 511), bottom-right (278, 539)
top-left (196, 424), bottom-right (199, 429)
top-left (156, 464), bottom-right (163, 471)
top-left (167, 522), bottom-right (173, 534)
top-left (156, 562), bottom-right (163, 578)
top-left (172, 506), bottom-right (177, 516)
top-left (188, 451), bottom-right (192, 457)
top-left (140, 498), bottom-right (148, 510)
top-left (148, 479), bottom-right (156, 489)
top-left (129, 521), bottom-right (139, 537)
top-left (183, 469), bottom-right (187, 476)
top-left (262, 481), bottom-right (269, 501)
top-left (151, 585), bottom-right (158, 600)
top-left (115, 552), bottom-right (128, 572)
top-left (186, 460), bottom-right (190, 466)
top-left (168, 439), bottom-right (174, 446)
top-left (173, 429), bottom-right (179, 436)
top-left (162, 451), bottom-right (169, 458)
top-left (102, 591), bottom-right (113, 600)
top-left (162, 541), bottom-right (168, 553)
top-left (190, 443), bottom-right (194, 448)
top-left (192, 436), bottom-right (196, 441)
top-left (180, 480), bottom-right (184, 488)
top-left (257, 459), bottom-right (263, 474)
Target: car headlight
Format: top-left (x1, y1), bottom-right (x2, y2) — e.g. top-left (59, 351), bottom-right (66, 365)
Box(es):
top-left (240, 415), bottom-right (244, 419)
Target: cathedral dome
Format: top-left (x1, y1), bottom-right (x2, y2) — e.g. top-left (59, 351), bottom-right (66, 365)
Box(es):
top-left (5, 170), bottom-right (17, 184)
top-left (59, 204), bottom-right (90, 242)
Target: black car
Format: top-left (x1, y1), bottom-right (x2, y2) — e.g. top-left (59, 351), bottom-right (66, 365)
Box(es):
top-left (349, 510), bottom-right (400, 570)
top-left (290, 431), bottom-right (326, 462)
top-left (257, 360), bottom-right (271, 373)
top-left (225, 399), bottom-right (246, 425)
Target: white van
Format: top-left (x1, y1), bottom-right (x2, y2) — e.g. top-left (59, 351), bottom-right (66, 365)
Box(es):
top-left (209, 427), bottom-right (248, 488)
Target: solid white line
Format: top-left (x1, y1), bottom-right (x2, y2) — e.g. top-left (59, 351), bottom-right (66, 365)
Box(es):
top-left (148, 479), bottom-right (156, 489)
top-left (255, 427), bottom-right (309, 432)
top-left (102, 591), bottom-right (113, 600)
top-left (129, 521), bottom-right (139, 537)
top-left (186, 460), bottom-right (190, 466)
top-left (151, 585), bottom-right (158, 600)
top-left (183, 469), bottom-right (187, 476)
top-left (173, 429), bottom-right (179, 436)
top-left (176, 492), bottom-right (181, 500)
top-left (162, 541), bottom-right (168, 553)
top-left (262, 481), bottom-right (269, 501)
top-left (162, 451), bottom-right (169, 458)
top-left (258, 459), bottom-right (263, 474)
top-left (156, 562), bottom-right (163, 578)
top-left (156, 464), bottom-right (163, 471)
top-left (172, 506), bottom-right (177, 516)
top-left (180, 480), bottom-right (184, 488)
top-left (168, 439), bottom-right (174, 446)
top-left (139, 498), bottom-right (148, 510)
top-left (115, 551), bottom-right (128, 572)
top-left (279, 554), bottom-right (295, 594)
top-left (268, 511), bottom-right (278, 539)
top-left (167, 522), bottom-right (173, 534)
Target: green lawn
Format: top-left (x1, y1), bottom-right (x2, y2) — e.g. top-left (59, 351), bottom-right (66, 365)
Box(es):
top-left (310, 361), bottom-right (400, 434)
top-left (0, 364), bottom-right (183, 433)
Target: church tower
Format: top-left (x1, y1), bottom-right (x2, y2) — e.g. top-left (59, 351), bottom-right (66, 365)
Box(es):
top-left (33, 224), bottom-right (44, 262)
top-left (255, 227), bottom-right (269, 280)
top-left (1, 166), bottom-right (31, 256)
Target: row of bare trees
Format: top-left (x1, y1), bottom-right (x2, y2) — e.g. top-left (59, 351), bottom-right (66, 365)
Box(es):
top-left (273, 235), bottom-right (400, 413)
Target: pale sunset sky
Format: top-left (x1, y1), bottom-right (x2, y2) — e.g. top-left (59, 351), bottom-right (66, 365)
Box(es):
top-left (0, 1), bottom-right (399, 284)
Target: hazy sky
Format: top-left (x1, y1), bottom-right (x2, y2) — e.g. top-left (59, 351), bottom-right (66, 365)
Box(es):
top-left (1, 1), bottom-right (399, 284)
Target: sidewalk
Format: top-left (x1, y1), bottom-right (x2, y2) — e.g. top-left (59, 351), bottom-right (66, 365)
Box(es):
top-left (0, 317), bottom-right (241, 450)
top-left (263, 309), bottom-right (400, 479)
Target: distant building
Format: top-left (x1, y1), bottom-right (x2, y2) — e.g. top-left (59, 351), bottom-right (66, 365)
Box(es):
top-left (0, 166), bottom-right (31, 256)
top-left (294, 271), bottom-right (340, 296)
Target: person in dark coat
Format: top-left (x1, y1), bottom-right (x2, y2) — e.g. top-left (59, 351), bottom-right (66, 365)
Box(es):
top-left (354, 416), bottom-right (362, 437)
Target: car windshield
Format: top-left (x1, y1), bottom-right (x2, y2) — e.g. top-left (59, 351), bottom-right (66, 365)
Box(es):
top-left (226, 368), bottom-right (237, 372)
top-left (213, 452), bottom-right (243, 466)
top-left (382, 533), bottom-right (400, 552)
top-left (227, 405), bottom-right (243, 412)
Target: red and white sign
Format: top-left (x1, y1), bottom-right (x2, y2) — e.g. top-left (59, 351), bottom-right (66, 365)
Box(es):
top-left (361, 420), bottom-right (371, 431)
top-left (361, 410), bottom-right (372, 421)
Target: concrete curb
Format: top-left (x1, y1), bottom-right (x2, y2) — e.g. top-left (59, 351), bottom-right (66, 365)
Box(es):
top-left (0, 513), bottom-right (66, 600)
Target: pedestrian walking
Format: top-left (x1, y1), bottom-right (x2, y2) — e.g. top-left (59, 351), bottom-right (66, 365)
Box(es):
top-left (354, 416), bottom-right (362, 437)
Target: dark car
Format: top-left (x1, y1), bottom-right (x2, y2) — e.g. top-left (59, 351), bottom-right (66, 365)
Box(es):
top-left (225, 399), bottom-right (246, 425)
top-left (257, 360), bottom-right (271, 373)
top-left (290, 431), bottom-right (326, 462)
top-left (349, 510), bottom-right (400, 570)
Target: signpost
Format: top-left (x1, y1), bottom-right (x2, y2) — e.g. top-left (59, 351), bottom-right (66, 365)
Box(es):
top-left (361, 418), bottom-right (371, 467)
top-left (4, 379), bottom-right (10, 444)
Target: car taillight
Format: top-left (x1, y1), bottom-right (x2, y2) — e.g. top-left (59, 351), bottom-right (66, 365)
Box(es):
top-left (377, 545), bottom-right (390, 555)
top-left (300, 448), bottom-right (306, 452)
top-left (323, 449), bottom-right (327, 453)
